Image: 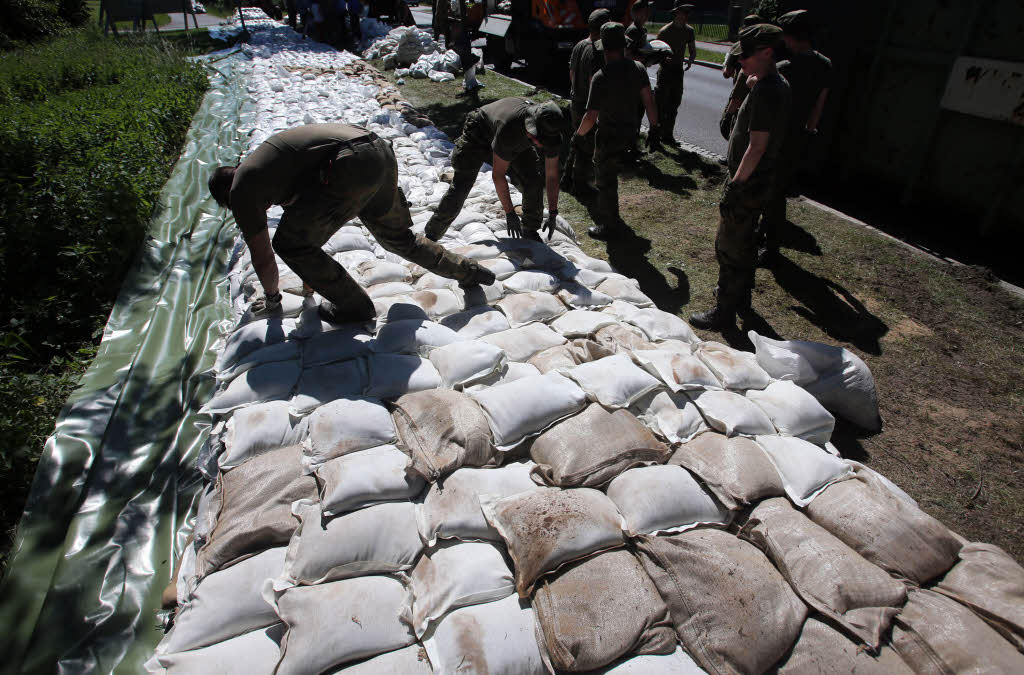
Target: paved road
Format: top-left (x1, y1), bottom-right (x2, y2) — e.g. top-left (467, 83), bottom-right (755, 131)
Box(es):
top-left (647, 62), bottom-right (731, 158)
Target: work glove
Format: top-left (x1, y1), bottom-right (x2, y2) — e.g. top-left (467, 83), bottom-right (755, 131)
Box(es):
top-left (249, 290), bottom-right (283, 316)
top-left (505, 210), bottom-right (523, 238)
top-left (646, 125), bottom-right (662, 152)
top-left (543, 209), bottom-right (558, 241)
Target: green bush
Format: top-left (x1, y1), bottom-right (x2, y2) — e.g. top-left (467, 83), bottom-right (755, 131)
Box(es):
top-left (0, 0), bottom-right (89, 49)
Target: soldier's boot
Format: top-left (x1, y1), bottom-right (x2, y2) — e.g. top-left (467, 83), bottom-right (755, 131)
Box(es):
top-left (689, 305), bottom-right (736, 331)
top-left (412, 235), bottom-right (496, 287)
top-left (522, 229), bottom-right (543, 243)
top-left (318, 285), bottom-right (376, 325)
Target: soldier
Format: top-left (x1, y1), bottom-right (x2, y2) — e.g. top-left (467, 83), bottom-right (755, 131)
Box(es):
top-left (208, 124), bottom-right (495, 324)
top-left (563, 8), bottom-right (610, 195)
top-left (424, 98), bottom-right (564, 242)
top-left (655, 2), bottom-right (697, 147)
top-left (690, 24), bottom-right (790, 330)
top-left (758, 9), bottom-right (832, 264)
top-left (572, 22), bottom-right (659, 240)
top-left (719, 13), bottom-right (765, 139)
top-left (625, 0), bottom-right (652, 153)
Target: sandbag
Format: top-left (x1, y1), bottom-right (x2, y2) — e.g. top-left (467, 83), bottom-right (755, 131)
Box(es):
top-left (415, 271), bottom-right (459, 291)
top-left (632, 389), bottom-right (709, 444)
top-left (303, 397), bottom-right (396, 473)
top-left (409, 541), bottom-right (515, 637)
top-left (462, 360), bottom-right (542, 392)
top-left (317, 444), bottom-right (425, 517)
top-left (365, 353), bottom-right (442, 399)
top-left (331, 644), bottom-right (433, 674)
top-left (268, 575), bottom-right (415, 675)
top-left (482, 487), bottom-right (626, 596)
top-left (630, 349), bottom-right (721, 392)
top-left (892, 588), bottom-right (1024, 674)
top-left (324, 231), bottom-right (374, 254)
top-left (215, 340), bottom-right (301, 384)
top-left (356, 259), bottom-right (413, 285)
top-left (607, 465), bottom-right (730, 536)
top-left (427, 339), bottom-right (507, 388)
top-left (688, 389), bottom-right (776, 436)
top-left (148, 625), bottom-right (284, 675)
top-left (300, 325), bottom-right (374, 367)
top-left (746, 380), bottom-right (835, 444)
top-left (481, 322), bottom-right (567, 362)
top-left (440, 305), bottom-right (511, 338)
top-left (754, 435), bottom-right (853, 507)
top-left (372, 319), bottom-right (464, 354)
top-left (596, 277), bottom-right (654, 306)
top-left (805, 465), bottom-right (962, 584)
top-left (195, 445), bottom-right (316, 578)
top-left (367, 281), bottom-right (416, 298)
top-left (215, 317), bottom-right (298, 373)
top-left (470, 372), bottom-right (587, 449)
top-left (636, 529), bottom-right (807, 675)
top-left (201, 360), bottom-right (302, 415)
top-left (416, 461), bottom-right (540, 545)
top-left (596, 646), bottom-right (708, 674)
top-left (533, 549), bottom-right (676, 672)
top-left (503, 270), bottom-right (562, 294)
top-left (934, 542), bottom-right (1024, 650)
top-left (277, 500), bottom-right (423, 587)
top-left (741, 498), bottom-right (907, 648)
top-left (529, 403), bottom-right (671, 488)
top-left (777, 618), bottom-right (914, 675)
top-left (479, 256), bottom-right (518, 280)
top-left (392, 388), bottom-right (497, 481)
top-left (220, 400), bottom-right (310, 470)
top-left (561, 353), bottom-right (662, 409)
top-left (496, 291), bottom-right (568, 327)
top-left (556, 281), bottom-right (613, 309)
top-left (290, 358), bottom-right (369, 414)
top-left (621, 307), bottom-right (697, 343)
top-left (593, 322), bottom-right (650, 353)
top-left (423, 594), bottom-right (546, 675)
top-left (695, 341), bottom-right (771, 390)
top-left (527, 339), bottom-right (613, 374)
top-left (669, 432), bottom-right (785, 510)
top-left (407, 288), bottom-right (465, 320)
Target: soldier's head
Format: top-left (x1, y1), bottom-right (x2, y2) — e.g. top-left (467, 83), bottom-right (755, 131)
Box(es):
top-left (631, 0), bottom-right (650, 26)
top-left (778, 9), bottom-right (813, 49)
top-left (737, 24), bottom-right (783, 77)
top-left (525, 101), bottom-right (565, 151)
top-left (596, 21), bottom-right (627, 59)
top-left (588, 9), bottom-right (611, 38)
top-left (742, 13), bottom-right (765, 28)
top-left (208, 166), bottom-right (237, 208)
top-left (671, 2), bottom-right (694, 26)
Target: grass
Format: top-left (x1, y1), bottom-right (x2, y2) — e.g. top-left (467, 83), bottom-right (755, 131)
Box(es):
top-left (379, 62), bottom-right (1024, 561)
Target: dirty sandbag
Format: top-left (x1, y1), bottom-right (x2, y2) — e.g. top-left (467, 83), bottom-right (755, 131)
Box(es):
top-left (593, 322), bottom-right (649, 353)
top-left (482, 487), bottom-right (626, 597)
top-left (805, 465), bottom-right (962, 585)
top-left (550, 309), bottom-right (617, 338)
top-left (290, 358), bottom-right (369, 414)
top-left (158, 547), bottom-right (286, 655)
top-left (416, 461), bottom-right (541, 545)
top-left (303, 397), bottom-right (396, 473)
top-left (596, 277), bottom-right (654, 307)
top-left (470, 372), bottom-right (587, 449)
top-left (276, 500), bottom-right (423, 587)
top-left (606, 465), bottom-right (730, 537)
top-left (220, 400), bottom-right (310, 470)
top-left (371, 318), bottom-right (465, 355)
top-left (740, 498), bottom-right (906, 649)
top-left (496, 290), bottom-right (568, 327)
top-left (596, 646), bottom-right (707, 674)
top-left (527, 339), bottom-right (613, 374)
top-left (560, 353), bottom-right (662, 409)
top-left (746, 380), bottom-right (835, 445)
top-left (422, 593), bottom-right (547, 675)
top-left (481, 322), bottom-right (567, 362)
top-left (556, 281), bottom-right (613, 309)
top-left (409, 540), bottom-right (515, 638)
top-left (753, 435), bottom-right (853, 507)
top-left (365, 353), bottom-right (443, 399)
top-left (392, 388), bottom-right (497, 481)
top-left (407, 288), bottom-right (466, 320)
top-left (356, 259), bottom-right (413, 286)
top-left (533, 549), bottom-right (676, 672)
top-left (777, 618), bottom-right (914, 675)
top-left (267, 575), bottom-right (416, 675)
top-left (630, 349), bottom-right (721, 392)
top-left (688, 389), bottom-right (776, 437)
top-left (632, 389), bottom-right (708, 445)
top-left (195, 445), bottom-right (317, 579)
top-left (635, 529), bottom-right (807, 675)
top-left (934, 542), bottom-right (1024, 650)
top-left (621, 307), bottom-right (697, 343)
top-left (415, 272), bottom-right (459, 291)
top-left (146, 624), bottom-right (285, 675)
top-left (529, 403), bottom-right (671, 488)
top-left (892, 589), bottom-right (1024, 674)
top-left (427, 339), bottom-right (507, 389)
top-left (317, 444), bottom-right (425, 517)
top-left (441, 305), bottom-right (512, 338)
top-left (201, 359), bottom-right (302, 415)
top-left (329, 644), bottom-right (433, 675)
top-left (668, 432), bottom-right (784, 510)
top-left (695, 341), bottom-right (772, 390)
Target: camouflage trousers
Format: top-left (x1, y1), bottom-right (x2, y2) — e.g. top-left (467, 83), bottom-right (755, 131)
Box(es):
top-left (715, 174), bottom-right (771, 310)
top-left (593, 131), bottom-right (636, 229)
top-left (273, 136), bottom-right (479, 316)
top-left (655, 64), bottom-right (684, 139)
top-left (760, 132), bottom-right (808, 249)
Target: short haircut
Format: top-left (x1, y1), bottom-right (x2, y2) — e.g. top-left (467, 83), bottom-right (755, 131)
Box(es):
top-left (208, 166), bottom-right (236, 208)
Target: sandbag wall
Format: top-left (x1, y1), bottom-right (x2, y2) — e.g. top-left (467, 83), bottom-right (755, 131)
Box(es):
top-left (148, 21), bottom-right (1024, 675)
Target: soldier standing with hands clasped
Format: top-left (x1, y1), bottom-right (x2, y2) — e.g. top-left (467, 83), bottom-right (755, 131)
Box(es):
top-left (563, 8), bottom-right (610, 195)
top-left (655, 2), bottom-right (697, 147)
top-left (690, 25), bottom-right (790, 330)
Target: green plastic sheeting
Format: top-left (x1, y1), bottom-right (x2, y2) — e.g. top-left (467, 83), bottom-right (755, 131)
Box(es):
top-left (0, 54), bottom-right (254, 674)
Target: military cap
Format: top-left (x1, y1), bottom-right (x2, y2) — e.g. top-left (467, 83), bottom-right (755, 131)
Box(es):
top-left (778, 9), bottom-right (813, 38)
top-left (588, 8), bottom-right (612, 31)
top-left (525, 101), bottom-right (565, 149)
top-left (738, 23), bottom-right (783, 57)
top-left (742, 13), bottom-right (765, 27)
top-left (632, 0), bottom-right (650, 11)
top-left (596, 21), bottom-right (626, 51)
top-left (671, 2), bottom-right (695, 13)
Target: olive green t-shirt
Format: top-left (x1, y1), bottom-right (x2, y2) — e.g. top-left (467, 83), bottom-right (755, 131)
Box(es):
top-left (625, 23), bottom-right (648, 53)
top-left (726, 71), bottom-right (791, 176)
top-left (569, 37), bottom-right (603, 109)
top-left (777, 49), bottom-right (832, 135)
top-left (478, 97), bottom-right (559, 162)
top-left (656, 22), bottom-right (695, 67)
top-left (230, 123), bottom-right (371, 237)
top-left (586, 58), bottom-right (651, 135)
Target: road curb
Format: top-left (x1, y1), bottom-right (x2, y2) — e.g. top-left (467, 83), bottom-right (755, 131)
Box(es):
top-left (694, 59), bottom-right (723, 70)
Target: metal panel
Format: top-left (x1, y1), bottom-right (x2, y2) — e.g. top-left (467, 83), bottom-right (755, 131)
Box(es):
top-left (479, 15), bottom-right (512, 37)
top-left (940, 57), bottom-right (1024, 126)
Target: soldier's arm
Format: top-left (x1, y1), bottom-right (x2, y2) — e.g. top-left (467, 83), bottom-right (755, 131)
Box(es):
top-left (807, 88), bottom-right (829, 132)
top-left (641, 86), bottom-right (657, 128)
top-left (575, 109), bottom-right (599, 137)
top-left (686, 37), bottom-right (696, 69)
top-left (244, 228), bottom-right (280, 297)
top-left (732, 130), bottom-right (769, 182)
top-left (491, 153), bottom-right (515, 214)
top-left (545, 155), bottom-right (560, 212)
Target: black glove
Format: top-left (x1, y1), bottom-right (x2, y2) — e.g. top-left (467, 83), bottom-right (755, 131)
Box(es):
top-left (646, 125), bottom-right (662, 152)
top-left (505, 210), bottom-right (523, 238)
top-left (543, 209), bottom-right (558, 240)
top-left (720, 111), bottom-right (736, 141)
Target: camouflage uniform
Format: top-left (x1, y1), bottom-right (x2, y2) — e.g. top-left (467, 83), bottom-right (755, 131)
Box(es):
top-left (655, 19), bottom-right (695, 141)
top-left (566, 34), bottom-right (604, 191)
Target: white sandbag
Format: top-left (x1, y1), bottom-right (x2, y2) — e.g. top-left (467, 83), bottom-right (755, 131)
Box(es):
top-left (220, 401), bottom-right (310, 470)
top-left (461, 221), bottom-right (498, 243)
top-left (414, 271), bottom-right (458, 291)
top-left (622, 307), bottom-right (697, 343)
top-left (461, 278), bottom-right (506, 306)
top-left (416, 461), bottom-right (540, 545)
top-left (480, 322), bottom-right (567, 362)
top-left (277, 500), bottom-right (423, 588)
top-left (371, 319), bottom-right (464, 355)
top-left (335, 248), bottom-right (376, 268)
top-left (496, 291), bottom-right (568, 328)
top-left (450, 211), bottom-right (488, 229)
top-left (527, 339), bottom-right (613, 374)
top-left (462, 361), bottom-right (542, 392)
top-left (409, 541), bottom-right (515, 637)
top-left (749, 330), bottom-right (882, 431)
top-left (215, 317), bottom-right (299, 373)
top-left (302, 397), bottom-right (396, 473)
top-left (300, 326), bottom-right (374, 367)
top-left (550, 309), bottom-right (617, 338)
top-left (406, 288), bottom-right (465, 320)
top-left (332, 644), bottom-right (432, 675)
top-left (746, 380), bottom-right (835, 444)
top-left (482, 487), bottom-right (626, 596)
top-left (423, 594), bottom-right (546, 675)
top-left (597, 646), bottom-right (708, 675)
top-left (593, 322), bottom-right (650, 353)
top-left (503, 270), bottom-right (562, 294)
top-left (595, 277), bottom-right (654, 306)
top-left (374, 295), bottom-right (425, 323)
top-left (669, 432), bottom-right (785, 510)
top-left (365, 353), bottom-right (442, 399)
top-left (440, 305), bottom-right (512, 338)
top-left (427, 339), bottom-right (507, 388)
top-left (470, 372), bottom-right (587, 449)
top-left (600, 299), bottom-right (642, 322)
top-left (216, 340), bottom-right (301, 384)
top-left (562, 249), bottom-right (614, 274)
top-left (268, 576), bottom-right (415, 675)
top-left (479, 256), bottom-right (518, 280)
top-left (561, 353), bottom-right (662, 409)
top-left (571, 266), bottom-right (612, 288)
top-left (695, 341), bottom-right (772, 390)
top-left (630, 349), bottom-right (721, 392)
top-left (290, 358), bottom-right (369, 414)
top-left (201, 360), bottom-right (302, 415)
top-left (159, 548), bottom-right (286, 654)
top-left (238, 292), bottom-right (306, 325)
top-left (149, 625), bottom-right (284, 675)
top-left (317, 445), bottom-right (425, 517)
top-left (754, 435), bottom-right (854, 507)
top-left (556, 281), bottom-right (613, 309)
top-left (324, 230), bottom-right (374, 254)
top-left (356, 259), bottom-right (413, 285)
top-left (366, 281), bottom-right (416, 298)
top-left (632, 389), bottom-right (709, 444)
top-left (689, 389), bottom-right (776, 436)
top-left (606, 465), bottom-right (730, 536)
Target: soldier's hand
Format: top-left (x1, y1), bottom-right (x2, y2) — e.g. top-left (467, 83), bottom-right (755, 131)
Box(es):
top-left (249, 290), bottom-right (283, 316)
top-left (543, 209), bottom-right (558, 240)
top-left (505, 210), bottom-right (523, 238)
top-left (719, 111), bottom-right (736, 141)
top-left (684, 61), bottom-right (693, 71)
